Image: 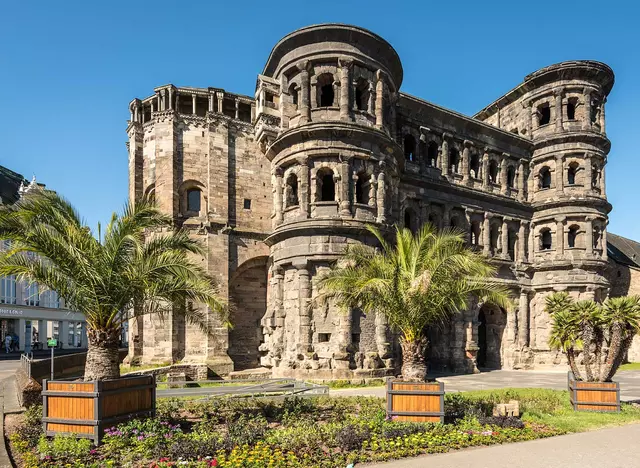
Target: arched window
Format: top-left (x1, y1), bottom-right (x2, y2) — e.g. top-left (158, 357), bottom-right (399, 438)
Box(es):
top-left (470, 153), bottom-right (480, 179)
top-left (568, 225), bottom-right (579, 248)
top-left (285, 173), bottom-right (299, 207)
top-left (355, 173), bottom-right (369, 204)
top-left (489, 160), bottom-right (499, 184)
top-left (289, 83), bottom-right (299, 107)
top-left (540, 228), bottom-right (552, 251)
top-left (470, 221), bottom-right (481, 246)
top-left (567, 98), bottom-right (577, 120)
top-left (427, 142), bottom-right (438, 167)
top-left (506, 166), bottom-right (516, 188)
top-left (317, 168), bottom-right (335, 202)
top-left (450, 148), bottom-right (460, 173)
top-left (539, 166), bottom-right (551, 189)
top-left (316, 74), bottom-right (335, 107)
top-left (567, 162), bottom-right (579, 185)
top-left (404, 208), bottom-right (416, 232)
top-left (404, 134), bottom-right (417, 162)
top-left (538, 103), bottom-right (551, 126)
top-left (187, 188), bottom-right (201, 213)
top-left (355, 78), bottom-right (370, 111)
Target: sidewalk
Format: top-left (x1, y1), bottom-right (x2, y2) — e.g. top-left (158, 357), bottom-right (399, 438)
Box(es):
top-left (364, 423), bottom-right (640, 468)
top-left (0, 375), bottom-right (22, 468)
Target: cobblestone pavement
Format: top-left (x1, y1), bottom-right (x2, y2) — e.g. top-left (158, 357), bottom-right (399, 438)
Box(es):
top-left (332, 369), bottom-right (640, 400)
top-left (364, 423), bottom-right (640, 468)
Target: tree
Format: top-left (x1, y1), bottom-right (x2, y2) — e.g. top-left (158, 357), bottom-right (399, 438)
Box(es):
top-left (547, 292), bottom-right (640, 382)
top-left (0, 190), bottom-right (227, 381)
top-left (317, 224), bottom-right (511, 381)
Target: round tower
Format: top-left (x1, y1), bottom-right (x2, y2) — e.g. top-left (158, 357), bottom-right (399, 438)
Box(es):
top-left (255, 24), bottom-right (404, 378)
top-left (524, 61), bottom-right (614, 363)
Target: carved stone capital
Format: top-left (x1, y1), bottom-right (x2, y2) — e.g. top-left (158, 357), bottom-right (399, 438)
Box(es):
top-left (442, 132), bottom-right (453, 140)
top-left (297, 60), bottom-right (311, 72)
top-left (338, 57), bottom-right (353, 68)
top-left (555, 216), bottom-right (566, 223)
top-left (464, 139), bottom-right (474, 148)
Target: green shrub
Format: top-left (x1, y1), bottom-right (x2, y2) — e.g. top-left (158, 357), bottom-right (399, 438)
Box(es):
top-left (226, 414), bottom-right (268, 447)
top-left (37, 435), bottom-right (92, 459)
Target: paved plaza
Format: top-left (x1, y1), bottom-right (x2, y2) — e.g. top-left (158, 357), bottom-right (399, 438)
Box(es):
top-left (333, 369), bottom-right (640, 401)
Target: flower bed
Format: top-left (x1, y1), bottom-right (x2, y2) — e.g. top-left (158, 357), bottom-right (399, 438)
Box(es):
top-left (7, 389), bottom-right (640, 468)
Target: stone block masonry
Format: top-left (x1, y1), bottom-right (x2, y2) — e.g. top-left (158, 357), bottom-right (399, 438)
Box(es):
top-left (126, 23), bottom-right (626, 379)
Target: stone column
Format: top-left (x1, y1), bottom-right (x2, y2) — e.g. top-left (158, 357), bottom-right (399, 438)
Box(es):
top-left (235, 99), bottom-right (239, 119)
top-left (375, 70), bottom-right (384, 129)
top-left (37, 319), bottom-right (47, 347)
top-left (441, 134), bottom-right (450, 178)
top-left (208, 93), bottom-right (213, 112)
top-left (338, 308), bottom-right (352, 355)
top-left (59, 320), bottom-right (69, 349)
top-left (375, 311), bottom-right (392, 360)
top-left (273, 168), bottom-right (284, 227)
top-left (525, 100), bottom-right (533, 137)
top-left (529, 222), bottom-right (535, 260)
top-left (556, 216), bottom-right (565, 258)
top-left (483, 213), bottom-right (492, 256)
top-left (585, 153), bottom-right (593, 191)
top-left (582, 89), bottom-right (592, 130)
top-left (600, 164), bottom-right (606, 195)
top-left (500, 156), bottom-right (508, 195)
top-left (599, 98), bottom-right (606, 134)
top-left (298, 61), bottom-right (311, 124)
top-left (17, 318), bottom-right (26, 351)
top-left (602, 226), bottom-right (608, 261)
top-left (339, 157), bottom-right (351, 216)
top-left (168, 88), bottom-right (173, 111)
top-left (554, 88), bottom-right (563, 132)
top-left (192, 94), bottom-right (196, 115)
top-left (482, 150), bottom-right (489, 190)
top-left (518, 221), bottom-right (527, 263)
top-left (556, 154), bottom-right (564, 193)
top-left (518, 291), bottom-right (529, 348)
top-left (518, 160), bottom-right (526, 201)
top-left (368, 173), bottom-right (377, 208)
top-left (339, 58), bottom-right (352, 121)
top-left (462, 140), bottom-right (471, 185)
top-left (299, 157), bottom-right (311, 219)
top-left (296, 264), bottom-right (312, 355)
top-left (376, 169), bottom-right (387, 223)
top-left (150, 98), bottom-right (155, 113)
top-left (217, 92), bottom-right (224, 116)
top-left (443, 205), bottom-right (451, 230)
top-left (501, 218), bottom-right (509, 258)
top-left (585, 216), bottom-right (594, 257)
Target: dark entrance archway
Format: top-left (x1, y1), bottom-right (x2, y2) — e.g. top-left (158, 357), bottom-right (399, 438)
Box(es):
top-left (476, 304), bottom-right (506, 369)
top-left (228, 257), bottom-right (268, 370)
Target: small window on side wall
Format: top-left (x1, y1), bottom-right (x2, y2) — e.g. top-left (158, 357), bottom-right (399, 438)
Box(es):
top-left (567, 98), bottom-right (577, 120)
top-left (538, 103), bottom-right (551, 126)
top-left (187, 189), bottom-right (201, 213)
top-left (540, 229), bottom-right (552, 251)
top-left (539, 166), bottom-right (551, 189)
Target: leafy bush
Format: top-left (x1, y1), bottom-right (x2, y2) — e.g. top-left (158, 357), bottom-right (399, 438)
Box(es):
top-left (13, 404), bottom-right (43, 449)
top-left (381, 421), bottom-right (436, 439)
top-left (444, 393), bottom-right (492, 423)
top-left (335, 423), bottom-right (370, 451)
top-left (479, 416), bottom-right (525, 429)
top-left (37, 435), bottom-right (92, 460)
top-left (226, 414), bottom-right (268, 447)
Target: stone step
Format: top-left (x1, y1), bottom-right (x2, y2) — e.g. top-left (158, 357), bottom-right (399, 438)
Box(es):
top-left (228, 367), bottom-right (272, 380)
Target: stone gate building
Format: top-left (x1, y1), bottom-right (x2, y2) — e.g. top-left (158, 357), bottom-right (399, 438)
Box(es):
top-left (126, 24), bottom-right (625, 379)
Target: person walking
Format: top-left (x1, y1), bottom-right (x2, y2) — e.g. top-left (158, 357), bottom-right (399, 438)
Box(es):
top-left (4, 334), bottom-right (12, 353)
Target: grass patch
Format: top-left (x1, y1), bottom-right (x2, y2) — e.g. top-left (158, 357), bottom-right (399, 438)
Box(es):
top-left (619, 362), bottom-right (640, 371)
top-left (120, 361), bottom-right (171, 374)
top-left (315, 379), bottom-right (386, 389)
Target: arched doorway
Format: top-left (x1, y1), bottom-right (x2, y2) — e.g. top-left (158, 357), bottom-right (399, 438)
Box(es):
top-left (228, 257), bottom-right (268, 370)
top-left (476, 304), bottom-right (506, 369)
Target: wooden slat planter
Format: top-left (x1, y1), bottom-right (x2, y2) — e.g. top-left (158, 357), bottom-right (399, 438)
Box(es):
top-left (386, 379), bottom-right (444, 423)
top-left (42, 374), bottom-right (156, 444)
top-left (568, 371), bottom-right (620, 412)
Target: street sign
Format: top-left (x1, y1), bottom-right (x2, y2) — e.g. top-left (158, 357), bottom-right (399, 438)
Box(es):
top-left (47, 339), bottom-right (57, 347)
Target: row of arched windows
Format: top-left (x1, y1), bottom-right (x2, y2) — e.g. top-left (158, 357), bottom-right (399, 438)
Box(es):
top-left (283, 168), bottom-right (373, 209)
top-left (289, 75), bottom-right (372, 112)
top-left (537, 225), bottom-right (602, 251)
top-left (537, 161), bottom-right (600, 190)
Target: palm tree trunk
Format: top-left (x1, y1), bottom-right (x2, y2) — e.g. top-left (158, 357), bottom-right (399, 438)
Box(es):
top-left (400, 337), bottom-right (428, 381)
top-left (593, 326), bottom-right (604, 382)
top-left (604, 330), bottom-right (635, 382)
top-left (567, 347), bottom-right (582, 381)
top-left (84, 327), bottom-right (121, 381)
top-left (601, 323), bottom-right (623, 382)
top-left (582, 323), bottom-right (594, 382)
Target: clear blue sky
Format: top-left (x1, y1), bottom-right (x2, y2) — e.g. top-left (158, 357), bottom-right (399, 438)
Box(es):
top-left (1, 0), bottom-right (638, 239)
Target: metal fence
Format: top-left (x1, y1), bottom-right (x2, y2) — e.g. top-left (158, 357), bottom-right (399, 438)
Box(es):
top-left (20, 353), bottom-right (33, 379)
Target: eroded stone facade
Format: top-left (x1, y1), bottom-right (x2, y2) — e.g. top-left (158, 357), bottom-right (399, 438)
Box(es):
top-left (126, 24), bottom-right (619, 378)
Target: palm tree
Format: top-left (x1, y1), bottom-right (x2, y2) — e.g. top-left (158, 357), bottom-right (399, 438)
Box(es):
top-left (601, 296), bottom-right (640, 381)
top-left (0, 190), bottom-right (227, 381)
top-left (317, 224), bottom-right (511, 381)
top-left (547, 299), bottom-right (583, 380)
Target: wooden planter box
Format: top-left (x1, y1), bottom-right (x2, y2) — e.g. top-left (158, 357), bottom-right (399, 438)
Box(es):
top-left (568, 371), bottom-right (620, 412)
top-left (42, 375), bottom-right (156, 443)
top-left (386, 379), bottom-right (444, 423)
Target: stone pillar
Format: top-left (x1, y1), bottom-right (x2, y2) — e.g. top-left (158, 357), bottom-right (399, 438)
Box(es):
top-left (338, 308), bottom-right (352, 355)
top-left (601, 164), bottom-right (606, 195)
top-left (375, 311), bottom-right (392, 360)
top-left (17, 318), bottom-right (26, 351)
top-left (151, 98), bottom-right (155, 113)
top-left (585, 153), bottom-right (593, 191)
top-left (37, 320), bottom-right (47, 347)
top-left (235, 99), bottom-right (239, 119)
top-left (518, 160), bottom-right (526, 201)
top-left (556, 154), bottom-right (564, 193)
top-left (518, 221), bottom-right (527, 263)
top-left (273, 168), bottom-right (284, 227)
top-left (599, 98), bottom-right (606, 134)
top-left (554, 88), bottom-right (563, 132)
top-left (518, 291), bottom-right (529, 348)
top-left (602, 227), bottom-right (608, 261)
top-left (339, 58), bottom-right (352, 121)
top-left (462, 140), bottom-right (471, 185)
top-left (443, 205), bottom-right (451, 230)
top-left (208, 93), bottom-right (213, 112)
top-left (217, 92), bottom-right (224, 116)
top-left (375, 70), bottom-right (384, 129)
top-left (529, 222), bottom-right (535, 260)
top-left (81, 322), bottom-right (87, 348)
top-left (298, 61), bottom-right (311, 124)
top-left (482, 150), bottom-right (489, 190)
top-left (168, 88), bottom-right (173, 111)
top-left (339, 157), bottom-right (351, 216)
top-left (501, 218), bottom-right (509, 258)
top-left (421, 202), bottom-right (431, 227)
top-left (525, 100), bottom-right (533, 137)
top-left (297, 264), bottom-right (312, 355)
top-left (192, 94), bottom-right (196, 115)
top-left (582, 89), bottom-right (592, 130)
top-left (376, 170), bottom-right (387, 223)
top-left (500, 156), bottom-right (508, 195)
top-left (368, 173), bottom-right (377, 208)
top-left (299, 157), bottom-right (311, 219)
top-left (585, 217), bottom-right (594, 257)
top-left (483, 213), bottom-right (491, 256)
top-left (556, 216), bottom-right (565, 258)
top-left (441, 134), bottom-right (450, 178)
top-left (59, 320), bottom-right (69, 349)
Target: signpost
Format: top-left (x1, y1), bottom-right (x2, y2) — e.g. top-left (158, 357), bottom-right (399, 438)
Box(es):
top-left (47, 339), bottom-right (57, 381)
top-left (25, 321), bottom-right (32, 355)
